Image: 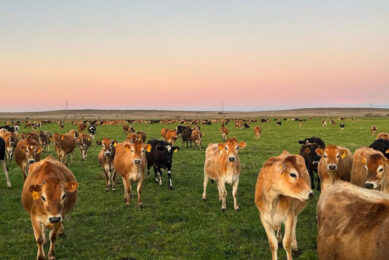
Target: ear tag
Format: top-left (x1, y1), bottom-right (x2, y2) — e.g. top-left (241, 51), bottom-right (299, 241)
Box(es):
top-left (174, 149), bottom-right (178, 153)
top-left (386, 149), bottom-right (389, 154)
top-left (361, 157), bottom-right (366, 164)
top-left (113, 143), bottom-right (117, 147)
top-left (49, 137), bottom-right (52, 141)
top-left (32, 192), bottom-right (39, 200)
top-left (88, 138), bottom-right (91, 141)
top-left (61, 136), bottom-right (64, 140)
top-left (341, 153), bottom-right (346, 159)
top-left (125, 147), bottom-right (129, 152)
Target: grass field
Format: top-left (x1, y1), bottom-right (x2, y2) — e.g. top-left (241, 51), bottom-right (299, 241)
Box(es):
top-left (0, 117), bottom-right (388, 259)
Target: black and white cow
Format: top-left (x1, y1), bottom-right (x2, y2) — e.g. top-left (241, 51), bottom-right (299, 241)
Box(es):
top-left (340, 123), bottom-right (345, 130)
top-left (0, 125), bottom-right (15, 133)
top-left (176, 125), bottom-right (187, 135)
top-left (146, 139), bottom-right (179, 189)
top-left (88, 125), bottom-right (97, 139)
top-left (0, 137), bottom-right (11, 188)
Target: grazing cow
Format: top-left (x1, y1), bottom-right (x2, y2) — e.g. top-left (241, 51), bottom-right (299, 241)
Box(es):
top-left (322, 120), bottom-right (327, 127)
top-left (255, 151), bottom-right (313, 260)
top-left (317, 182), bottom-right (389, 260)
top-left (330, 119), bottom-right (336, 125)
top-left (15, 138), bottom-right (42, 180)
top-left (371, 125), bottom-right (377, 136)
top-left (0, 137), bottom-right (11, 188)
top-left (316, 145), bottom-right (352, 190)
top-left (160, 128), bottom-right (168, 138)
top-left (164, 129), bottom-right (178, 145)
top-left (370, 138), bottom-right (389, 159)
top-left (350, 147), bottom-right (378, 187)
top-left (298, 136), bottom-right (325, 149)
top-left (77, 133), bottom-right (92, 161)
top-left (0, 131), bottom-right (18, 161)
top-left (361, 152), bottom-right (389, 192)
top-left (234, 122), bottom-right (243, 129)
top-left (122, 124), bottom-right (129, 133)
top-left (146, 139), bottom-right (179, 189)
top-left (87, 125), bottom-right (96, 139)
top-left (299, 142), bottom-right (322, 190)
top-left (181, 127), bottom-right (193, 148)
top-left (39, 131), bottom-right (52, 152)
top-left (254, 126), bottom-right (261, 139)
top-left (97, 138), bottom-right (117, 191)
top-left (21, 156), bottom-right (78, 260)
top-left (53, 134), bottom-right (76, 165)
top-left (276, 121), bottom-right (282, 126)
top-left (220, 126), bottom-right (229, 141)
top-left (202, 138), bottom-right (247, 211)
top-left (376, 132), bottom-right (389, 140)
top-left (136, 131), bottom-right (147, 143)
top-left (191, 129), bottom-right (202, 150)
top-left (113, 140), bottom-right (151, 207)
top-left (340, 123), bottom-right (345, 130)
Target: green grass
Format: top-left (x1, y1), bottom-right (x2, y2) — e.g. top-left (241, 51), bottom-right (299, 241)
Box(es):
top-left (0, 117), bottom-right (388, 259)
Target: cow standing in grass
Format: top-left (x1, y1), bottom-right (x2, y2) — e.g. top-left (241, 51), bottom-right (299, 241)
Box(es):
top-left (77, 133), bottom-right (92, 161)
top-left (0, 137), bottom-right (11, 188)
top-left (15, 137), bottom-right (42, 180)
top-left (97, 138), bottom-right (117, 191)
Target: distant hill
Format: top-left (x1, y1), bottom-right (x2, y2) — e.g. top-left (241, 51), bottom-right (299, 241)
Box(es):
top-left (0, 108), bottom-right (388, 120)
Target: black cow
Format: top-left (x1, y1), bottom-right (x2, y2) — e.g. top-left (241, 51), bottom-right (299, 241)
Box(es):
top-left (0, 137), bottom-right (11, 188)
top-left (276, 121), bottom-right (282, 126)
top-left (243, 122), bottom-right (250, 128)
top-left (298, 136), bottom-right (326, 149)
top-left (176, 125), bottom-right (187, 135)
top-left (88, 125), bottom-right (97, 139)
top-left (0, 126), bottom-right (14, 133)
top-left (181, 127), bottom-right (193, 148)
top-left (370, 139), bottom-right (389, 159)
top-left (340, 123), bottom-right (345, 130)
top-left (146, 139), bottom-right (179, 189)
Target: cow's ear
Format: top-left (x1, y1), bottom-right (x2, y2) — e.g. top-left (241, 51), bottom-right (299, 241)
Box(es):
top-left (315, 148), bottom-right (324, 157)
top-left (361, 156), bottom-right (366, 165)
top-left (238, 142), bottom-right (247, 149)
top-left (96, 140), bottom-right (102, 145)
top-left (29, 184), bottom-right (41, 193)
top-left (124, 144), bottom-right (131, 152)
top-left (36, 147), bottom-right (41, 154)
top-left (385, 149), bottom-right (389, 154)
top-left (144, 144), bottom-right (152, 152)
top-left (111, 140), bottom-right (117, 147)
top-left (339, 149), bottom-right (348, 159)
top-left (304, 147), bottom-right (311, 154)
top-left (66, 182), bottom-right (78, 193)
top-left (298, 140), bottom-right (304, 144)
top-left (218, 143), bottom-right (225, 150)
top-left (173, 146), bottom-right (180, 152)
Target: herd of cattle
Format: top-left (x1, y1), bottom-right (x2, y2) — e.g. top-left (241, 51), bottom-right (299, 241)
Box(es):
top-left (0, 118), bottom-right (388, 259)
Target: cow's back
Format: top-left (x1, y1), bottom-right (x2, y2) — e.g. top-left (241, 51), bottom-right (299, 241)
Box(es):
top-left (61, 134), bottom-right (76, 153)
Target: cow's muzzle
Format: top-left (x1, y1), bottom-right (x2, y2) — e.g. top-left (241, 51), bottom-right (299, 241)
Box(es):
top-left (228, 157), bottom-right (236, 162)
top-left (49, 216), bottom-right (62, 224)
top-left (28, 159), bottom-right (35, 164)
top-left (134, 159), bottom-right (141, 165)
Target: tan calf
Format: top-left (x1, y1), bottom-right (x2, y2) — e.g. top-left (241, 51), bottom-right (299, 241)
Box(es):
top-left (97, 138), bottom-right (117, 191)
top-left (317, 182), bottom-right (389, 260)
top-left (202, 138), bottom-right (247, 211)
top-left (350, 147), bottom-right (377, 187)
top-left (164, 129), bottom-right (178, 145)
top-left (77, 133), bottom-right (92, 161)
top-left (371, 125), bottom-right (377, 136)
top-left (254, 126), bottom-right (261, 139)
top-left (316, 145), bottom-right (352, 190)
top-left (191, 129), bottom-right (202, 150)
top-left (21, 156), bottom-right (78, 260)
top-left (220, 126), bottom-right (229, 141)
top-left (0, 131), bottom-right (18, 161)
top-left (53, 134), bottom-right (76, 165)
top-left (15, 138), bottom-right (42, 180)
top-left (255, 152), bottom-right (313, 260)
top-left (113, 140), bottom-right (151, 207)
top-left (160, 128), bottom-right (168, 138)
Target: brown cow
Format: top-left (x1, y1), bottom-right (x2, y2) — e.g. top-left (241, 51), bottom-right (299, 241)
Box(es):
top-left (350, 147), bottom-right (378, 187)
top-left (255, 151), bottom-right (313, 260)
top-left (254, 126), bottom-right (261, 139)
top-left (376, 132), bottom-right (389, 140)
top-left (97, 138), bottom-right (117, 191)
top-left (21, 156), bottom-right (78, 260)
top-left (39, 131), bottom-right (52, 152)
top-left (362, 152), bottom-right (389, 192)
top-left (113, 140), bottom-right (151, 207)
top-left (78, 123), bottom-right (86, 132)
top-left (371, 125), bottom-right (377, 136)
top-left (317, 182), bottom-right (389, 260)
top-left (15, 138), bottom-right (42, 180)
top-left (191, 129), bottom-right (202, 150)
top-left (126, 133), bottom-right (143, 143)
top-left (77, 133), bottom-right (92, 161)
top-left (316, 145), bottom-right (352, 190)
top-left (68, 129), bottom-right (79, 138)
top-left (160, 128), bottom-right (168, 138)
top-left (136, 131), bottom-right (147, 143)
top-left (164, 129), bottom-right (178, 145)
top-left (53, 134), bottom-right (76, 165)
top-left (21, 132), bottom-right (40, 143)
top-left (220, 126), bottom-right (229, 141)
top-left (202, 137), bottom-right (247, 211)
top-left (0, 131), bottom-right (18, 161)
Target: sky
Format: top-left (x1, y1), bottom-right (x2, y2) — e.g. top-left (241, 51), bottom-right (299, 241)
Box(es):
top-left (1, 0), bottom-right (389, 112)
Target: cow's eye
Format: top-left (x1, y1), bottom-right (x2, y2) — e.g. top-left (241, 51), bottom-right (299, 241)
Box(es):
top-left (62, 194), bottom-right (66, 200)
top-left (236, 146), bottom-right (239, 150)
top-left (290, 173), bottom-right (297, 178)
top-left (323, 155), bottom-right (327, 159)
top-left (336, 155), bottom-right (340, 159)
top-left (225, 147), bottom-right (228, 150)
top-left (364, 166), bottom-right (368, 171)
top-left (41, 196), bottom-right (46, 202)
top-left (131, 149), bottom-right (134, 152)
top-left (379, 168), bottom-right (384, 172)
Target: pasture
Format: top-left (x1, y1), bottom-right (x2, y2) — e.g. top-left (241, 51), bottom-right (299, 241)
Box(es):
top-left (0, 117), bottom-right (387, 259)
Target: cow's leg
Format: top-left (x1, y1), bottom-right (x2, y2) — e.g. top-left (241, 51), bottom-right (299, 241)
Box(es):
top-left (202, 172), bottom-right (209, 201)
top-left (317, 174), bottom-right (321, 191)
top-left (70, 152), bottom-right (74, 164)
top-left (232, 179), bottom-right (239, 211)
top-left (218, 180), bottom-right (227, 211)
top-left (261, 217), bottom-right (278, 260)
top-left (122, 176), bottom-right (131, 206)
top-left (1, 160), bottom-right (11, 188)
top-left (58, 223), bottom-right (64, 237)
top-left (291, 214), bottom-right (298, 251)
top-left (276, 228), bottom-right (282, 243)
top-left (167, 166), bottom-right (173, 189)
top-left (111, 170), bottom-right (117, 191)
top-left (137, 176), bottom-right (143, 207)
top-left (153, 165), bottom-right (159, 184)
top-left (31, 216), bottom-right (46, 260)
top-left (104, 166), bottom-right (110, 192)
top-left (309, 169), bottom-right (315, 189)
top-left (283, 214), bottom-right (294, 260)
top-left (147, 164), bottom-right (151, 178)
top-left (22, 165), bottom-right (28, 180)
top-left (48, 224), bottom-right (61, 260)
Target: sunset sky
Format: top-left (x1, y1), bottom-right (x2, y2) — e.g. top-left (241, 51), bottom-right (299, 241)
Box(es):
top-left (1, 1), bottom-right (389, 112)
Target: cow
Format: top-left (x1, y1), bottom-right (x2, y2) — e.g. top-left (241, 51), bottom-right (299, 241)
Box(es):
top-left (58, 121), bottom-right (64, 129)
top-left (87, 125), bottom-right (96, 139)
top-left (376, 132), bottom-right (389, 140)
top-left (0, 131), bottom-right (18, 161)
top-left (350, 147), bottom-right (378, 187)
top-left (136, 131), bottom-right (147, 143)
top-left (126, 133), bottom-right (143, 143)
top-left (0, 125), bottom-right (15, 133)
top-left (21, 132), bottom-right (40, 143)
top-left (202, 137), bottom-right (247, 211)
top-left (68, 129), bottom-right (79, 138)
top-left (361, 152), bottom-right (389, 192)
top-left (15, 138), bottom-right (42, 180)
top-left (0, 137), bottom-right (11, 188)
top-left (220, 126), bottom-right (229, 141)
top-left (234, 122), bottom-right (243, 129)
top-left (299, 142), bottom-right (322, 191)
top-left (176, 125), bottom-right (187, 135)
top-left (77, 133), bottom-right (92, 161)
top-left (164, 129), bottom-right (178, 145)
top-left (21, 156), bottom-right (78, 260)
top-left (39, 131), bottom-right (52, 152)
top-left (322, 120), bottom-right (327, 127)
top-left (146, 139), bottom-right (179, 189)
top-left (160, 128), bottom-right (168, 138)
top-left (181, 127), bottom-right (193, 148)
top-left (53, 134), bottom-right (76, 165)
top-left (315, 144), bottom-right (352, 190)
top-left (243, 122), bottom-right (250, 129)
top-left (254, 126), bottom-right (261, 139)
top-left (97, 138), bottom-right (117, 191)
top-left (277, 121), bottom-right (282, 126)
top-left (78, 123), bottom-right (86, 132)
top-left (191, 129), bottom-right (202, 150)
top-left (370, 138), bottom-right (389, 159)
top-left (371, 125), bottom-right (377, 136)
top-left (113, 140), bottom-right (151, 207)
top-left (317, 182), bottom-right (389, 260)
top-left (340, 123), bottom-right (345, 130)
top-left (298, 121), bottom-right (303, 128)
top-left (298, 136), bottom-right (326, 149)
top-left (255, 151), bottom-right (313, 260)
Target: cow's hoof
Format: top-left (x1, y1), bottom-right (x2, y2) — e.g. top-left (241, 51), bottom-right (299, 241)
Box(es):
top-left (112, 188), bottom-right (116, 192)
top-left (221, 208), bottom-right (226, 213)
top-left (105, 189), bottom-right (109, 192)
top-left (234, 207), bottom-right (240, 211)
top-left (58, 233), bottom-right (65, 238)
top-left (168, 185), bottom-right (173, 190)
top-left (138, 204), bottom-right (143, 208)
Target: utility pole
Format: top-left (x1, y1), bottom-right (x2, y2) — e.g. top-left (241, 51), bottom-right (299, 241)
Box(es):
top-left (65, 100), bottom-right (69, 110)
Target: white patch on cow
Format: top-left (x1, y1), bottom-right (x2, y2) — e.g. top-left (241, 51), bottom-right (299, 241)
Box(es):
top-left (166, 145), bottom-right (172, 152)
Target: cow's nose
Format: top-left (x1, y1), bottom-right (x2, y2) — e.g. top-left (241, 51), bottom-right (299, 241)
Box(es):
top-left (83, 144), bottom-right (87, 148)
top-left (328, 164), bottom-right (336, 171)
top-left (309, 192), bottom-right (315, 200)
top-left (28, 159), bottom-right (35, 164)
top-left (48, 216), bottom-right (62, 224)
top-left (104, 152), bottom-right (111, 157)
top-left (365, 182), bottom-right (374, 189)
top-left (228, 157), bottom-right (236, 162)
top-left (134, 159), bottom-right (141, 165)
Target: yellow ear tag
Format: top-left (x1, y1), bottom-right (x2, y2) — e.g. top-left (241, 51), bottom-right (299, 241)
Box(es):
top-left (32, 192), bottom-right (39, 200)
top-left (361, 157), bottom-right (366, 164)
top-left (49, 137), bottom-right (52, 141)
top-left (88, 138), bottom-right (91, 141)
top-left (341, 153), bottom-right (346, 159)
top-left (174, 149), bottom-right (178, 153)
top-left (61, 136), bottom-right (64, 140)
top-left (386, 149), bottom-right (389, 154)
top-left (113, 143), bottom-right (117, 147)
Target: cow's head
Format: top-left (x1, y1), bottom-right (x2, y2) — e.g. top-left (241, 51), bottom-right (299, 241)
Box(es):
top-left (300, 143), bottom-right (321, 167)
top-left (155, 142), bottom-right (179, 164)
top-left (315, 145), bottom-right (348, 171)
top-left (363, 153), bottom-right (388, 190)
top-left (218, 138), bottom-right (246, 163)
top-left (29, 180), bottom-right (78, 224)
top-left (124, 141), bottom-right (151, 166)
top-left (22, 143), bottom-right (42, 165)
top-left (98, 139), bottom-right (117, 158)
